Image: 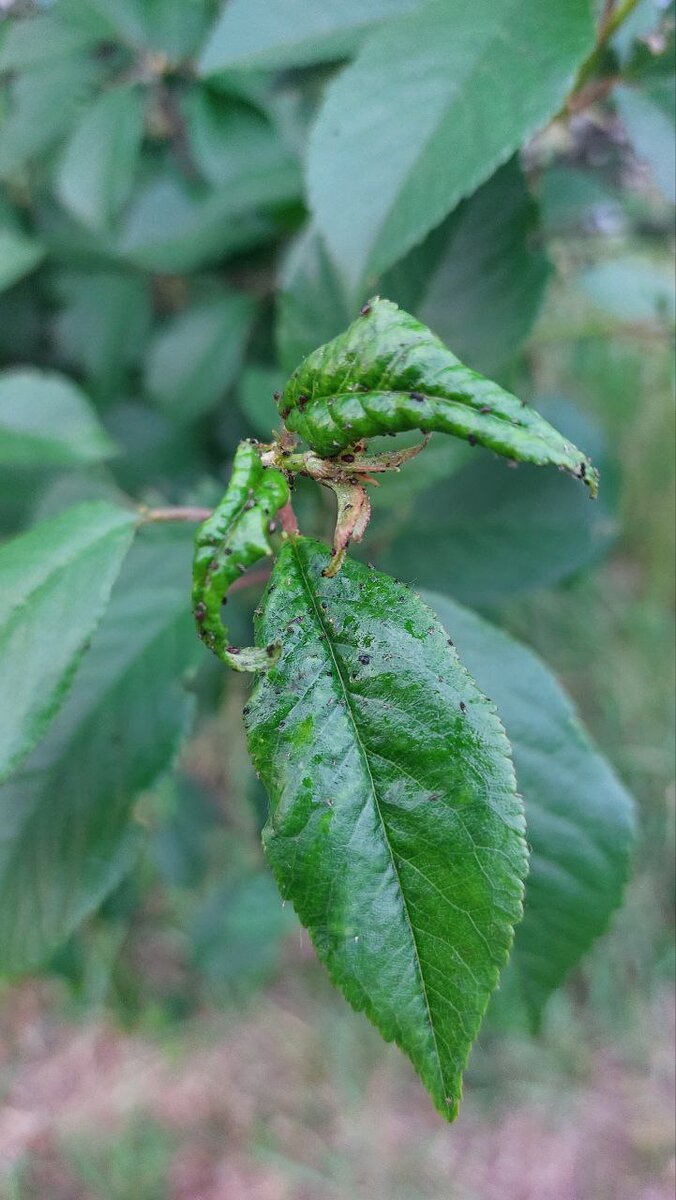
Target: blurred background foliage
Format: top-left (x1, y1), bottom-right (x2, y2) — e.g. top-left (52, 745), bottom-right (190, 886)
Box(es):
top-left (0, 0), bottom-right (674, 1196)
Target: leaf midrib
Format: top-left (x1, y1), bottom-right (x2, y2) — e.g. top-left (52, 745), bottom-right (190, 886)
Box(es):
top-left (289, 538), bottom-right (449, 1103)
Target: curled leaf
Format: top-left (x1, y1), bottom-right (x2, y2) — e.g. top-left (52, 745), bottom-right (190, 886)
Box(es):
top-left (278, 298), bottom-right (598, 494)
top-left (192, 441), bottom-right (289, 671)
top-left (321, 480), bottom-right (371, 577)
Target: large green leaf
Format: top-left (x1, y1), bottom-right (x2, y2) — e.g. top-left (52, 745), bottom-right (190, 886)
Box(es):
top-left (377, 403), bottom-right (615, 606)
top-left (0, 501), bottom-right (136, 783)
top-left (278, 298), bottom-right (598, 491)
top-left (425, 592), bottom-right (635, 1022)
top-left (145, 293), bottom-right (255, 424)
top-left (381, 159), bottom-right (551, 378)
top-left (0, 369), bottom-right (117, 467)
top-left (53, 271), bottom-right (152, 400)
top-left (198, 0), bottom-right (422, 74)
top-left (245, 537), bottom-right (527, 1119)
top-left (56, 85), bottom-right (145, 232)
top-left (0, 227), bottom-right (45, 295)
top-left (0, 523), bottom-right (201, 974)
top-left (307, 0), bottom-right (594, 289)
top-left (277, 160), bottom-right (549, 380)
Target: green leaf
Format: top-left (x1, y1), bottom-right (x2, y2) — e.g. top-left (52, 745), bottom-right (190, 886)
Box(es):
top-left (0, 501), bottom-right (136, 783)
top-left (54, 270), bottom-right (152, 400)
top-left (184, 90), bottom-right (302, 209)
top-left (381, 159), bottom-right (551, 378)
top-left (56, 85), bottom-right (145, 232)
top-left (198, 0), bottom-right (422, 74)
top-left (279, 298), bottom-right (598, 492)
top-left (246, 537), bottom-right (527, 1119)
top-left (145, 292), bottom-right (255, 424)
top-left (307, 0), bottom-right (594, 289)
top-left (577, 256), bottom-right (675, 326)
top-left (0, 523), bottom-right (201, 974)
top-left (0, 369), bottom-right (117, 467)
top-left (424, 591), bottom-right (635, 1022)
top-left (0, 55), bottom-right (100, 181)
top-left (0, 1), bottom-right (108, 71)
top-left (83, 0), bottom-right (210, 61)
top-left (377, 402), bottom-right (615, 606)
top-left (615, 83), bottom-right (675, 204)
top-left (0, 227), bottom-right (45, 294)
top-left (277, 160), bottom-right (550, 380)
top-left (192, 441), bottom-right (290, 672)
top-left (276, 225), bottom-right (354, 377)
top-left (237, 365), bottom-right (284, 438)
top-left (117, 176), bottom-right (275, 273)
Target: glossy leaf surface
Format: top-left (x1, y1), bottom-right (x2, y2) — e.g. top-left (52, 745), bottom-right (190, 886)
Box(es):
top-left (0, 502), bottom-right (136, 783)
top-left (0, 524), bottom-right (201, 973)
top-left (192, 442), bottom-right (289, 671)
top-left (279, 299), bottom-right (598, 491)
top-left (0, 369), bottom-right (117, 467)
top-left (426, 592), bottom-right (635, 1022)
top-left (246, 537), bottom-right (527, 1119)
top-left (307, 0), bottom-right (594, 287)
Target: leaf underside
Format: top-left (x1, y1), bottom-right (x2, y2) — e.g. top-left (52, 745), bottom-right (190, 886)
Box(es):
top-left (245, 537), bottom-right (528, 1119)
top-left (192, 440), bottom-right (289, 671)
top-left (278, 299), bottom-right (598, 493)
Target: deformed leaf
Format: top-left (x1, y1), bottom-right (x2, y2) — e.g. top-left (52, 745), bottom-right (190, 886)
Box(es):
top-left (0, 368), bottom-right (117, 467)
top-left (0, 501), bottom-right (137, 783)
top-left (0, 523), bottom-right (201, 974)
top-left (278, 298), bottom-right (598, 492)
top-left (425, 591), bottom-right (635, 1023)
top-left (192, 441), bottom-right (289, 671)
top-left (245, 537), bottom-right (528, 1119)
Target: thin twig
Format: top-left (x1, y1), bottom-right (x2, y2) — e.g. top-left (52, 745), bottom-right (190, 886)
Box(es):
top-left (140, 505), bottom-right (213, 524)
top-left (278, 500), bottom-right (300, 537)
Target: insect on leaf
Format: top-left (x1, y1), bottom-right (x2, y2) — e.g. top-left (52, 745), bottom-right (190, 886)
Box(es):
top-left (245, 537), bottom-right (528, 1119)
top-left (192, 441), bottom-right (289, 671)
top-left (277, 299), bottom-right (598, 493)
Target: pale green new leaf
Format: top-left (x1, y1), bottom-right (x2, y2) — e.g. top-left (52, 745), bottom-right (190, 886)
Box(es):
top-left (246, 537), bottom-right (527, 1119)
top-left (0, 369), bottom-right (117, 467)
top-left (279, 298), bottom-right (598, 491)
top-left (425, 592), bottom-right (635, 1022)
top-left (145, 293), bottom-right (255, 424)
top-left (198, 0), bottom-right (422, 74)
top-left (0, 501), bottom-right (136, 782)
top-left (307, 0), bottom-right (594, 288)
top-left (0, 524), bottom-right (201, 974)
top-left (56, 85), bottom-right (145, 231)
